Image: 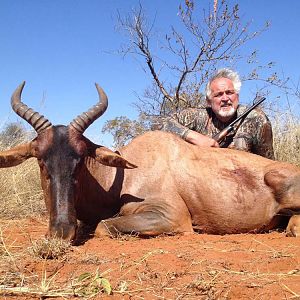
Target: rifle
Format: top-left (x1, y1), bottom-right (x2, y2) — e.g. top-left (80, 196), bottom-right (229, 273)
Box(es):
top-left (212, 96), bottom-right (266, 146)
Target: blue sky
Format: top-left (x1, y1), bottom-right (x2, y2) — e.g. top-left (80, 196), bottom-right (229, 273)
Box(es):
top-left (1, 0), bottom-right (300, 147)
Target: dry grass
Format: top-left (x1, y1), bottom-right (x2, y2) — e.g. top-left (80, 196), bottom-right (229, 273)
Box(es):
top-left (29, 237), bottom-right (71, 260)
top-left (0, 223), bottom-right (112, 298)
top-left (273, 114), bottom-right (300, 166)
top-left (0, 224), bottom-right (300, 299)
top-left (0, 270), bottom-right (113, 299)
top-left (0, 124), bottom-right (45, 219)
top-left (0, 158), bottom-right (45, 219)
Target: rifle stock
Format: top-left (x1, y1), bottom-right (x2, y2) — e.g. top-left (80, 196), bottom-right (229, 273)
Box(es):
top-left (213, 126), bottom-right (234, 143)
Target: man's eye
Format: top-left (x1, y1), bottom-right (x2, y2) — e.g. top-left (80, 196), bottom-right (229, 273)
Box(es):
top-left (214, 93), bottom-right (223, 97)
top-left (226, 90), bottom-right (235, 95)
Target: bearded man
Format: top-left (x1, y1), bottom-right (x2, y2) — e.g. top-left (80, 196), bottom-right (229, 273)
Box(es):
top-left (154, 68), bottom-right (274, 159)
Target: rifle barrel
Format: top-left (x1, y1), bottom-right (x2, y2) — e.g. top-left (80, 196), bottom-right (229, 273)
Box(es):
top-left (234, 96), bottom-right (266, 124)
top-left (212, 96), bottom-right (266, 143)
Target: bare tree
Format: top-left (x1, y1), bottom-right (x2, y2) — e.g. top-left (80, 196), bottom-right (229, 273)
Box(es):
top-left (0, 122), bottom-right (33, 149)
top-left (103, 0), bottom-right (287, 147)
top-left (102, 114), bottom-right (151, 148)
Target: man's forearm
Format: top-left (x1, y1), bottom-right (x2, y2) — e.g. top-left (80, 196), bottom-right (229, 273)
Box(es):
top-left (184, 130), bottom-right (219, 147)
top-left (152, 116), bottom-right (188, 138)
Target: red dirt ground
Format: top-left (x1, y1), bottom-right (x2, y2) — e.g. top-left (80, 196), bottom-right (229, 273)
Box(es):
top-left (1, 218), bottom-right (300, 299)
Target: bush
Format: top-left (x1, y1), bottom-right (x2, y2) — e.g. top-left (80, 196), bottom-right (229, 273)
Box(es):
top-left (0, 122), bottom-right (45, 219)
top-left (273, 114), bottom-right (300, 167)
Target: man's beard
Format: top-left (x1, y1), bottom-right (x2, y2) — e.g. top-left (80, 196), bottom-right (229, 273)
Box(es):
top-left (217, 106), bottom-right (236, 118)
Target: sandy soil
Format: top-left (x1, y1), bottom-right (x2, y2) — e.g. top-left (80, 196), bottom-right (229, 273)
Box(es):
top-left (0, 218), bottom-right (300, 299)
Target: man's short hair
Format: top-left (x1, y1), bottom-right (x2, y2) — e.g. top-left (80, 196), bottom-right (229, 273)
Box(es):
top-left (205, 68), bottom-right (242, 99)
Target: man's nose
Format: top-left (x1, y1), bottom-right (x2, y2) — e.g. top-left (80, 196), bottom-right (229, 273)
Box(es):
top-left (221, 93), bottom-right (230, 101)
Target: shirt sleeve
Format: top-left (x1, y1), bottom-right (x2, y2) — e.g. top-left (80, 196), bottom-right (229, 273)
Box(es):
top-left (234, 108), bottom-right (275, 159)
top-left (152, 108), bottom-right (201, 140)
top-left (254, 113), bottom-right (275, 159)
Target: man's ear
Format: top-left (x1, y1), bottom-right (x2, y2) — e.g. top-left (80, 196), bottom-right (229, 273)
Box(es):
top-left (0, 142), bottom-right (35, 168)
top-left (94, 146), bottom-right (137, 169)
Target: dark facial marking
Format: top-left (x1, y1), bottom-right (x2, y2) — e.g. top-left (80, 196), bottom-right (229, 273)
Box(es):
top-left (38, 126), bottom-right (84, 177)
top-left (34, 125), bottom-right (87, 240)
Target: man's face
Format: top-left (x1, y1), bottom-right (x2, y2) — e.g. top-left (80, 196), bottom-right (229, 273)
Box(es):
top-left (207, 78), bottom-right (239, 123)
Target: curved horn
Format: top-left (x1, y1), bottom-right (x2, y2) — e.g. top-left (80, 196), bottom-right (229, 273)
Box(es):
top-left (11, 81), bottom-right (52, 133)
top-left (69, 83), bottom-right (108, 134)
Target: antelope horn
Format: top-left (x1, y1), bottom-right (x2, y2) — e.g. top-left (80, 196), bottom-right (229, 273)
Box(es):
top-left (69, 83), bottom-right (108, 134)
top-left (11, 81), bottom-right (52, 133)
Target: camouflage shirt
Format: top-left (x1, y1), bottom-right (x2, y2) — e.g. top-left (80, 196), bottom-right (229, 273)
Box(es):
top-left (154, 105), bottom-right (274, 159)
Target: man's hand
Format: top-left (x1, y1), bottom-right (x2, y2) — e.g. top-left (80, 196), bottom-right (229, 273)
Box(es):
top-left (185, 130), bottom-right (220, 147)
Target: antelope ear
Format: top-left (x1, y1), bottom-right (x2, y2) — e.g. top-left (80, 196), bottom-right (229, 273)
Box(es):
top-left (94, 147), bottom-right (137, 169)
top-left (0, 142), bottom-right (35, 168)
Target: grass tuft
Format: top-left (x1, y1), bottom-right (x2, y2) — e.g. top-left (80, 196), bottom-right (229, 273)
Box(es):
top-left (29, 237), bottom-right (71, 259)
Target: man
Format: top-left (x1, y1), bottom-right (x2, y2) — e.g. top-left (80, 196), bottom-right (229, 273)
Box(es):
top-left (154, 68), bottom-right (274, 159)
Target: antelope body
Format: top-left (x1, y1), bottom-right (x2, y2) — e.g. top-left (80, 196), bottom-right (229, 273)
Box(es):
top-left (1, 82), bottom-right (300, 241)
